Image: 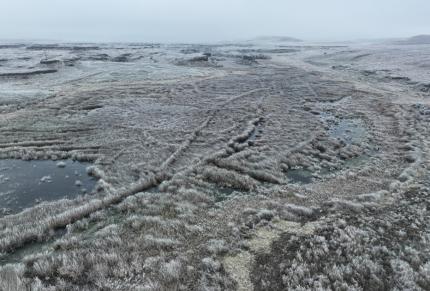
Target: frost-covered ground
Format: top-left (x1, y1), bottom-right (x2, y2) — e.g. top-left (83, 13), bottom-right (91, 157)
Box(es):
top-left (0, 40), bottom-right (429, 290)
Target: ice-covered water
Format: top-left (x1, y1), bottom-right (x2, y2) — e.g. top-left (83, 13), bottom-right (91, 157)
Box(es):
top-left (287, 169), bottom-right (313, 184)
top-left (0, 159), bottom-right (96, 215)
top-left (329, 119), bottom-right (367, 145)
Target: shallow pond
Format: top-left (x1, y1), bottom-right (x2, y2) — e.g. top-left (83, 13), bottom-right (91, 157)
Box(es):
top-left (287, 169), bottom-right (313, 184)
top-left (0, 159), bottom-right (97, 214)
top-left (329, 119), bottom-right (367, 144)
top-left (319, 111), bottom-right (367, 145)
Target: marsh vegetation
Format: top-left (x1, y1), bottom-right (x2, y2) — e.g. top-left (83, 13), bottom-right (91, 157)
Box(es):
top-left (0, 38), bottom-right (429, 290)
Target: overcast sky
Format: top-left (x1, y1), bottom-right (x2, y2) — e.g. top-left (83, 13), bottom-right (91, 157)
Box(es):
top-left (0, 0), bottom-right (429, 43)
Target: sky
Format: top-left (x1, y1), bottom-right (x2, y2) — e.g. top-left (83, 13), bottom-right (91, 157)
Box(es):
top-left (0, 0), bottom-right (429, 43)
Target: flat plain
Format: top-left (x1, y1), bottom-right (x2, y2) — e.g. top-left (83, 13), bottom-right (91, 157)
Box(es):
top-left (0, 39), bottom-right (429, 290)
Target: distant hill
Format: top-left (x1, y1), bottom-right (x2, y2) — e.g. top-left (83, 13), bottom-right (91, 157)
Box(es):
top-left (250, 36), bottom-right (303, 42)
top-left (397, 35), bottom-right (430, 45)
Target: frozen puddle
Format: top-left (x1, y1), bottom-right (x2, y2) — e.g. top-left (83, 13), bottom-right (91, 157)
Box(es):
top-left (287, 168), bottom-right (313, 184)
top-left (329, 119), bottom-right (367, 144)
top-left (319, 111), bottom-right (367, 145)
top-left (0, 159), bottom-right (97, 215)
